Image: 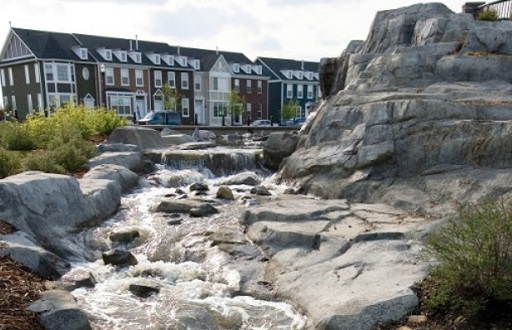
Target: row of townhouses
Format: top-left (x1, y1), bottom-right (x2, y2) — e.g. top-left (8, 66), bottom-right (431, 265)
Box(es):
top-left (0, 27), bottom-right (320, 125)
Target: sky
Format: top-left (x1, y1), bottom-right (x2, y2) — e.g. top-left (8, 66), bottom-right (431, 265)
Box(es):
top-left (0, 0), bottom-right (466, 106)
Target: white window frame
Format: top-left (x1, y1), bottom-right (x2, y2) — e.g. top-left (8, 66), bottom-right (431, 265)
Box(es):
top-left (257, 80), bottom-right (262, 94)
top-left (233, 63), bottom-right (239, 73)
top-left (121, 68), bottom-right (129, 86)
top-left (24, 65), bottom-right (30, 84)
top-left (56, 64), bottom-right (71, 82)
top-left (135, 69), bottom-right (143, 87)
top-left (8, 67), bottom-right (13, 86)
top-left (181, 72), bottom-right (189, 89)
top-left (168, 71), bottom-right (176, 88)
top-left (45, 64), bottom-right (54, 81)
top-left (37, 93), bottom-right (43, 110)
top-left (307, 85), bottom-right (314, 99)
top-left (27, 94), bottom-right (33, 113)
top-left (246, 80), bottom-right (251, 94)
top-left (297, 84), bottom-right (303, 99)
top-left (257, 103), bottom-right (262, 119)
top-left (234, 79), bottom-right (240, 92)
top-left (181, 98), bottom-right (190, 117)
top-left (286, 84), bottom-right (293, 99)
top-left (194, 74), bottom-right (201, 91)
top-left (11, 95), bottom-right (16, 110)
top-left (0, 69), bottom-right (5, 87)
top-left (105, 67), bottom-right (114, 85)
top-left (34, 63), bottom-right (40, 83)
top-left (154, 70), bottom-right (162, 88)
top-left (3, 96), bottom-right (8, 108)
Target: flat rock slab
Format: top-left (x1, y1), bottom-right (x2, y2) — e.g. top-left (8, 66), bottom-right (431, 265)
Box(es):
top-left (240, 195), bottom-right (434, 329)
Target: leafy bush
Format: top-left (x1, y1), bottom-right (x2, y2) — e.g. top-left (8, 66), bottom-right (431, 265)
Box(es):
top-left (476, 9), bottom-right (499, 21)
top-left (90, 108), bottom-right (127, 136)
top-left (22, 150), bottom-right (66, 174)
top-left (47, 124), bottom-right (96, 172)
top-left (425, 198), bottom-right (512, 314)
top-left (0, 148), bottom-right (22, 179)
top-left (0, 122), bottom-right (37, 151)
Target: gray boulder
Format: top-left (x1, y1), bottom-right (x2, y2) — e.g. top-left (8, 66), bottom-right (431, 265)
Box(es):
top-left (107, 126), bottom-right (168, 149)
top-left (161, 134), bottom-right (197, 145)
top-left (263, 132), bottom-right (300, 170)
top-left (216, 186), bottom-right (234, 200)
top-left (218, 172), bottom-right (262, 186)
top-left (87, 151), bottom-right (145, 173)
top-left (97, 143), bottom-right (140, 154)
top-left (192, 129), bottom-right (216, 141)
top-left (27, 290), bottom-right (91, 330)
top-left (189, 203), bottom-right (219, 217)
top-left (83, 164), bottom-right (139, 193)
top-left (102, 249), bottom-right (138, 267)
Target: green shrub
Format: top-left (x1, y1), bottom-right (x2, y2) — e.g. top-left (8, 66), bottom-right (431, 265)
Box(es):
top-left (22, 150), bottom-right (66, 174)
top-left (0, 148), bottom-right (22, 179)
top-left (0, 122), bottom-right (37, 151)
top-left (425, 198), bottom-right (512, 314)
top-left (476, 9), bottom-right (499, 21)
top-left (47, 124), bottom-right (96, 172)
top-left (90, 108), bottom-right (127, 136)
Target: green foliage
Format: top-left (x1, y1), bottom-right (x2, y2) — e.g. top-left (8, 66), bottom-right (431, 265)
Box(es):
top-left (476, 9), bottom-right (499, 21)
top-left (0, 148), bottom-right (22, 179)
top-left (282, 99), bottom-right (300, 120)
top-left (0, 104), bottom-right (124, 178)
top-left (425, 198), bottom-right (512, 314)
top-left (161, 83), bottom-right (181, 111)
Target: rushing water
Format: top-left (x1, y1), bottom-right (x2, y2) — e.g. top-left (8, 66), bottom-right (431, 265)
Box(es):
top-left (62, 153), bottom-right (308, 329)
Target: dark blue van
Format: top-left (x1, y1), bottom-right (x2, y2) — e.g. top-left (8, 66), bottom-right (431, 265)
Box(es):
top-left (138, 111), bottom-right (182, 125)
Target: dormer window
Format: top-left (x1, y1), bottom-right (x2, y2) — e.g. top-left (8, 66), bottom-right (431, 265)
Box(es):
top-left (252, 65), bottom-right (262, 75)
top-left (73, 47), bottom-right (88, 60)
top-left (296, 71), bottom-right (303, 79)
top-left (305, 72), bottom-right (314, 80)
top-left (176, 56), bottom-right (187, 67)
top-left (129, 51), bottom-right (142, 63)
top-left (281, 70), bottom-right (292, 79)
top-left (193, 59), bottom-right (200, 70)
top-left (114, 50), bottom-right (127, 62)
top-left (97, 48), bottom-right (112, 61)
top-left (232, 63), bottom-right (240, 73)
top-left (146, 53), bottom-right (161, 65)
top-left (162, 55), bottom-right (174, 66)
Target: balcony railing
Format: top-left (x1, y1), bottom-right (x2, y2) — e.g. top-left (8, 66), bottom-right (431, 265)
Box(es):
top-left (475, 0), bottom-right (512, 19)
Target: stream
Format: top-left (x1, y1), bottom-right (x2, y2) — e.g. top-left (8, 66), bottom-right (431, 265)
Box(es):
top-left (60, 148), bottom-right (308, 329)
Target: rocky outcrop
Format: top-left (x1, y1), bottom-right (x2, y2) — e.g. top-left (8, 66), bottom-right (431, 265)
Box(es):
top-left (263, 132), bottom-right (300, 170)
top-left (107, 126), bottom-right (168, 149)
top-left (240, 194), bottom-right (437, 330)
top-left (282, 3), bottom-right (512, 213)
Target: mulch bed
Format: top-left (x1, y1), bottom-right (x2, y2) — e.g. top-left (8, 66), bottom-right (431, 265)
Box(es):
top-left (0, 221), bottom-right (44, 330)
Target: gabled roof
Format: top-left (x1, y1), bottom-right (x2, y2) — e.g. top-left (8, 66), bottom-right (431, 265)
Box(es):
top-left (177, 46), bottom-right (253, 72)
top-left (10, 27), bottom-right (88, 62)
top-left (257, 56), bottom-right (319, 81)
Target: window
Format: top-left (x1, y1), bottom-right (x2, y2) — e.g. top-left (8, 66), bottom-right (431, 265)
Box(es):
top-left (11, 95), bottom-right (16, 110)
top-left (121, 52), bottom-right (126, 62)
top-left (34, 63), bottom-right (40, 83)
top-left (24, 65), bottom-right (30, 84)
top-left (246, 80), bottom-right (251, 93)
top-left (108, 93), bottom-right (133, 116)
top-left (168, 71), bottom-right (176, 88)
top-left (193, 60), bottom-right (200, 70)
top-left (3, 96), bottom-right (7, 107)
top-left (27, 94), bottom-right (33, 113)
top-left (307, 85), bottom-right (314, 99)
top-left (83, 94), bottom-right (95, 108)
top-left (213, 77), bottom-right (218, 91)
top-left (121, 69), bottom-right (129, 86)
top-left (286, 84), bottom-right (293, 98)
top-left (105, 67), bottom-right (114, 85)
top-left (135, 69), bottom-right (143, 87)
top-left (80, 49), bottom-right (87, 60)
top-left (105, 50), bottom-right (112, 61)
top-left (234, 79), bottom-right (240, 92)
top-left (154, 70), bottom-right (162, 87)
top-left (8, 68), bottom-right (13, 86)
top-left (297, 84), bottom-right (303, 99)
top-left (181, 72), bottom-right (189, 89)
top-left (233, 63), bottom-right (239, 73)
top-left (182, 98), bottom-right (190, 117)
top-left (37, 93), bottom-right (43, 110)
top-left (194, 74), bottom-right (201, 91)
top-left (257, 103), bottom-right (262, 119)
top-left (246, 103), bottom-right (251, 118)
top-left (56, 64), bottom-right (70, 82)
top-left (0, 69), bottom-right (5, 87)
top-left (257, 80), bottom-right (262, 94)
top-left (45, 64), bottom-right (54, 81)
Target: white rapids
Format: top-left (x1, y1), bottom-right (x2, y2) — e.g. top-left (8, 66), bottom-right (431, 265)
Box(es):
top-left (62, 165), bottom-right (307, 330)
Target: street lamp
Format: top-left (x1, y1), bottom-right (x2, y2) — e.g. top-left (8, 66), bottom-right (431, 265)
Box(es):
top-left (100, 64), bottom-right (106, 109)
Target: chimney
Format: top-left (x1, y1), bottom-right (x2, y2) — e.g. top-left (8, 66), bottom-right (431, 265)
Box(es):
top-left (135, 35), bottom-right (138, 50)
top-left (301, 60), bottom-right (304, 71)
top-left (130, 39), bottom-right (133, 51)
top-left (177, 45), bottom-right (180, 55)
top-left (216, 46), bottom-right (219, 55)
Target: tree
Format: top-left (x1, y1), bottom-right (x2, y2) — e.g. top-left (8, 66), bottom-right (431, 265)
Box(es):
top-left (282, 99), bottom-right (300, 120)
top-left (227, 91), bottom-right (246, 125)
top-left (162, 83), bottom-right (181, 112)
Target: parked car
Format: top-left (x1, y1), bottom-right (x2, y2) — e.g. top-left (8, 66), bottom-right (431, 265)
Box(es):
top-left (285, 117), bottom-right (306, 127)
top-left (138, 111), bottom-right (182, 125)
top-left (250, 119), bottom-right (272, 127)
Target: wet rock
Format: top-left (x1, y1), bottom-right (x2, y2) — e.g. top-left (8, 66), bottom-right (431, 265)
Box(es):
top-left (128, 283), bottom-right (160, 298)
top-left (263, 132), bottom-right (300, 170)
top-left (219, 172), bottom-right (261, 186)
top-left (27, 290), bottom-right (92, 330)
top-left (102, 249), bottom-right (138, 267)
top-left (176, 188), bottom-right (186, 194)
top-left (160, 127), bottom-right (181, 136)
top-left (216, 186), bottom-right (234, 200)
top-left (173, 303), bottom-right (221, 330)
top-left (283, 188), bottom-right (297, 194)
top-left (151, 200), bottom-right (202, 214)
top-left (161, 134), bottom-right (196, 145)
top-left (83, 164), bottom-right (139, 194)
top-left (192, 129), bottom-right (217, 141)
top-left (109, 230), bottom-right (140, 245)
top-left (189, 204), bottom-right (219, 217)
top-left (250, 186), bottom-right (272, 196)
top-left (189, 182), bottom-right (209, 192)
top-left (71, 272), bottom-right (97, 289)
top-left (97, 143), bottom-right (140, 153)
top-left (106, 126), bottom-right (167, 149)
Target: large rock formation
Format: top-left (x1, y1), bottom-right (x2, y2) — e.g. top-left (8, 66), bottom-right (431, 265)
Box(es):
top-left (281, 3), bottom-right (512, 213)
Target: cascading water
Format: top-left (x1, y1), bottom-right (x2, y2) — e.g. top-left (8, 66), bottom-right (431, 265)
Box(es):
top-left (62, 148), bottom-right (307, 329)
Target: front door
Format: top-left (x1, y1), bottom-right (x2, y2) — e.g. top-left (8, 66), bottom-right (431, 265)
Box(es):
top-left (136, 99), bottom-right (146, 121)
top-left (195, 99), bottom-right (204, 125)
